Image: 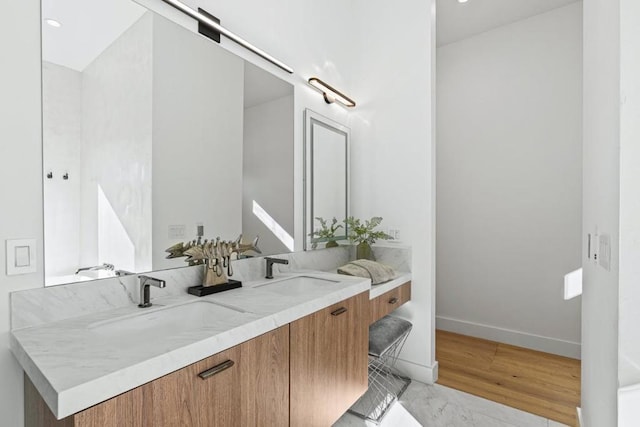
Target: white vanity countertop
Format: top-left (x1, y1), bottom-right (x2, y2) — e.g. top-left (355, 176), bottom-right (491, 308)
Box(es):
top-left (10, 272), bottom-right (370, 419)
top-left (369, 273), bottom-right (412, 299)
top-left (10, 270), bottom-right (412, 420)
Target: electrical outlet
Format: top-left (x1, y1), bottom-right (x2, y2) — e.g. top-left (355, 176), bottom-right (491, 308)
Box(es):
top-left (388, 228), bottom-right (401, 241)
top-left (168, 225), bottom-right (186, 239)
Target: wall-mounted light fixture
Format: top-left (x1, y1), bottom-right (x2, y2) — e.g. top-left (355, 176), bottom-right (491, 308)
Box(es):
top-left (308, 77), bottom-right (356, 108)
top-left (159, 0), bottom-right (293, 74)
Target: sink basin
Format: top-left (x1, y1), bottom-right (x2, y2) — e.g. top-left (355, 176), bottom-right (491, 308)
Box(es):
top-left (89, 300), bottom-right (245, 340)
top-left (254, 276), bottom-right (339, 296)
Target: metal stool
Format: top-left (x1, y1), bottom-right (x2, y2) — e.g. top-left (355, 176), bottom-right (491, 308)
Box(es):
top-left (348, 315), bottom-right (412, 423)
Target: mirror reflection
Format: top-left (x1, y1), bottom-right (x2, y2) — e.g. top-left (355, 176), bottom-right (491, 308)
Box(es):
top-left (304, 109), bottom-right (350, 250)
top-left (42, 0), bottom-right (294, 286)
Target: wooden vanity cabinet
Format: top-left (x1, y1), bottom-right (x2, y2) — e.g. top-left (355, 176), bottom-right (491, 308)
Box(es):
top-left (25, 325), bottom-right (289, 427)
top-left (26, 291), bottom-right (370, 427)
top-left (289, 291), bottom-right (369, 427)
top-left (370, 281), bottom-right (412, 324)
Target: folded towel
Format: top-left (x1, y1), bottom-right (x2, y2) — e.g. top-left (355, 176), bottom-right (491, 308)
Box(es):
top-left (337, 259), bottom-right (396, 285)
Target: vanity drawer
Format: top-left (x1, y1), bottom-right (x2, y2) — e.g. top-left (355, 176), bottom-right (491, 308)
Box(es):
top-left (370, 281), bottom-right (411, 324)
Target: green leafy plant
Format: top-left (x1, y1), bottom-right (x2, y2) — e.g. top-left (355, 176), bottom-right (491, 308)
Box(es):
top-left (311, 217), bottom-right (343, 239)
top-left (344, 216), bottom-right (392, 245)
top-left (309, 217), bottom-right (343, 248)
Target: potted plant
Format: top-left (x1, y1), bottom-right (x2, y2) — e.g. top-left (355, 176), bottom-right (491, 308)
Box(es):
top-left (344, 216), bottom-right (392, 260)
top-left (310, 217), bottom-right (343, 249)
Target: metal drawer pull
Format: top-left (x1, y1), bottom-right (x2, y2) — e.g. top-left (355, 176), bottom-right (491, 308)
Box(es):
top-left (198, 360), bottom-right (234, 380)
top-left (388, 297), bottom-right (399, 304)
top-left (331, 307), bottom-right (348, 316)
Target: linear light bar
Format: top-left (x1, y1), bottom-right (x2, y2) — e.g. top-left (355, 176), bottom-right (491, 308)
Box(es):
top-left (159, 0), bottom-right (293, 74)
top-left (308, 77), bottom-right (356, 108)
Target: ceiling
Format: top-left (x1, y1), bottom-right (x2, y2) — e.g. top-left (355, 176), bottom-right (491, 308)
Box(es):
top-left (42, 0), bottom-right (292, 108)
top-left (42, 0), bottom-right (147, 71)
top-left (436, 0), bottom-right (580, 47)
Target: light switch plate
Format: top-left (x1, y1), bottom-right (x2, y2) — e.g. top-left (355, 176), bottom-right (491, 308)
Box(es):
top-left (599, 234), bottom-right (611, 271)
top-left (6, 239), bottom-right (37, 275)
top-left (168, 225), bottom-right (186, 239)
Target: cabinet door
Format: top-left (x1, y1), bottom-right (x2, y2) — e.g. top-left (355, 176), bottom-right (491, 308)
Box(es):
top-left (150, 345), bottom-right (242, 427)
top-left (241, 325), bottom-right (289, 426)
top-left (290, 292), bottom-right (369, 427)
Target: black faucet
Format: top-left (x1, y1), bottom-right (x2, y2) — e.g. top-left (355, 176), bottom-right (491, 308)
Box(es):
top-left (265, 257), bottom-right (289, 279)
top-left (138, 275), bottom-right (166, 308)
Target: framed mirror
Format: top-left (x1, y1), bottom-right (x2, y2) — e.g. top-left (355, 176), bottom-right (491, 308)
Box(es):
top-left (304, 109), bottom-right (350, 250)
top-left (42, 0), bottom-right (294, 286)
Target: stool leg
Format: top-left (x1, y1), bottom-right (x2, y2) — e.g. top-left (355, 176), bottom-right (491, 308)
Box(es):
top-left (347, 327), bottom-right (413, 423)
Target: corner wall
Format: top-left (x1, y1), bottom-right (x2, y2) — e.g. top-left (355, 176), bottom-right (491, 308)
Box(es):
top-left (582, 0), bottom-right (620, 424)
top-left (436, 3), bottom-right (583, 358)
top-left (151, 12), bottom-right (244, 270)
top-left (618, 0), bottom-right (640, 423)
top-left (0, 2), bottom-right (44, 426)
top-left (243, 95), bottom-right (295, 255)
top-left (350, 0), bottom-right (437, 381)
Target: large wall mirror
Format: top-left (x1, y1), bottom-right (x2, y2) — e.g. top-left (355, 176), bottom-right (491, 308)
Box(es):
top-left (304, 109), bottom-right (350, 250)
top-left (42, 0), bottom-right (294, 286)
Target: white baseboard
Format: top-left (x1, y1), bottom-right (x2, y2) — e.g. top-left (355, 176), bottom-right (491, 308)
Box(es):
top-left (576, 407), bottom-right (582, 426)
top-left (395, 358), bottom-right (438, 384)
top-left (436, 315), bottom-right (581, 359)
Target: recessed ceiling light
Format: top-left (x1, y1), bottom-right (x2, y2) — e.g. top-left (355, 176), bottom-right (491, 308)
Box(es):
top-left (458, 0), bottom-right (469, 3)
top-left (45, 19), bottom-right (62, 28)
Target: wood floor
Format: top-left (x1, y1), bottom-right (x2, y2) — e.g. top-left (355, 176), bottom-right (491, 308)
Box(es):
top-left (436, 330), bottom-right (581, 426)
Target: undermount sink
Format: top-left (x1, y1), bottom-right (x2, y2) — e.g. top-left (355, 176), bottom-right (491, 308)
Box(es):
top-left (254, 276), bottom-right (339, 296)
top-left (89, 300), bottom-right (246, 340)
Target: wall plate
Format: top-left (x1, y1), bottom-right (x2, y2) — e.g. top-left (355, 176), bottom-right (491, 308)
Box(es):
top-left (6, 239), bottom-right (37, 275)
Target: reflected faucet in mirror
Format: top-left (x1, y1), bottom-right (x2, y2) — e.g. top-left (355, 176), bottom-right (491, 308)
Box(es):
top-left (75, 263), bottom-right (114, 275)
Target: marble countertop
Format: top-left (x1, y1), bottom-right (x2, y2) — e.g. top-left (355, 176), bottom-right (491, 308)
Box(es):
top-left (370, 273), bottom-right (412, 299)
top-left (11, 258), bottom-right (412, 420)
top-left (10, 271), bottom-right (413, 420)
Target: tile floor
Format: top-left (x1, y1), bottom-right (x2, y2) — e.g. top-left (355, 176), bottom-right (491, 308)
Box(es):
top-left (334, 381), bottom-right (570, 427)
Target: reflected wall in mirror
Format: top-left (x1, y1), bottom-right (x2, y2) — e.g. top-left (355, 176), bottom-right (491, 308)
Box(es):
top-left (304, 109), bottom-right (350, 250)
top-left (42, 0), bottom-right (294, 286)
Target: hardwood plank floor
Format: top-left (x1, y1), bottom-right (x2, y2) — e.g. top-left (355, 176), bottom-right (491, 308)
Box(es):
top-left (436, 330), bottom-right (581, 426)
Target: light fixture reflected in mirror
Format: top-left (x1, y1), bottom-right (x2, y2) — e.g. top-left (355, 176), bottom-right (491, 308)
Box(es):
top-left (308, 77), bottom-right (356, 108)
top-left (45, 18), bottom-right (62, 28)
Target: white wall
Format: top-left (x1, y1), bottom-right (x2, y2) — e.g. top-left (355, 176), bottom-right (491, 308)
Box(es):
top-left (81, 13), bottom-right (153, 273)
top-left (151, 13), bottom-right (244, 270)
top-left (582, 0), bottom-right (620, 424)
top-left (0, 2), bottom-right (43, 426)
top-left (349, 0), bottom-right (437, 381)
top-left (243, 95), bottom-right (294, 255)
top-left (436, 4), bottom-right (583, 358)
top-left (618, 0), bottom-right (640, 423)
top-left (619, 0), bottom-right (640, 388)
top-left (42, 62), bottom-right (83, 278)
